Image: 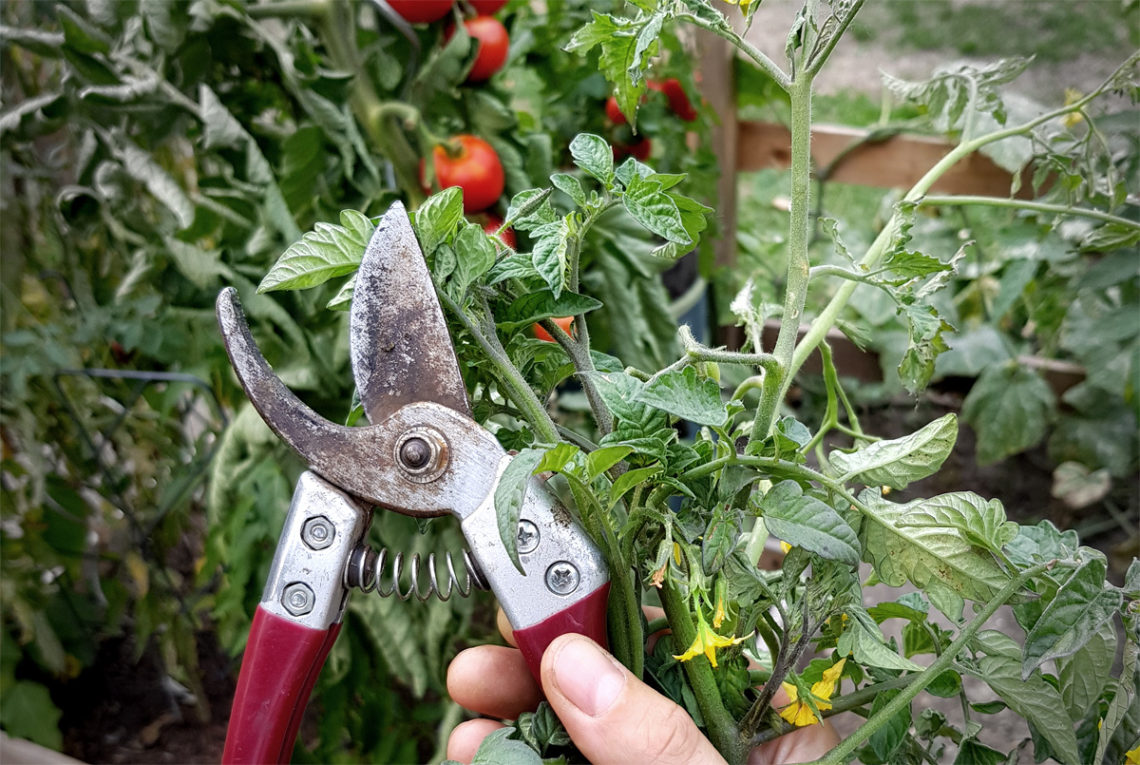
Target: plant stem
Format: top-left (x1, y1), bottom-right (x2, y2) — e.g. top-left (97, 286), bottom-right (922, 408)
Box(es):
top-left (681, 14), bottom-right (791, 92)
top-left (247, 0), bottom-right (330, 18)
top-left (439, 291), bottom-right (559, 443)
top-left (785, 50), bottom-right (1140, 387)
top-left (920, 195), bottom-right (1140, 230)
top-left (661, 581), bottom-right (746, 765)
top-left (808, 562), bottom-right (1051, 765)
top-left (805, 0), bottom-right (865, 76)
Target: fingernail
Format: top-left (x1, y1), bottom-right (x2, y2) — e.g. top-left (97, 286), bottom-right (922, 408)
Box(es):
top-left (552, 636), bottom-right (625, 717)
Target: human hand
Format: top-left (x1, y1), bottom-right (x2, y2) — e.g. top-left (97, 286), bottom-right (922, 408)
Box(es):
top-left (446, 610), bottom-right (839, 765)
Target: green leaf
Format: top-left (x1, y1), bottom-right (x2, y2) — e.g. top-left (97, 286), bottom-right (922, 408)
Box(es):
top-left (327, 275), bottom-right (355, 311)
top-left (350, 596), bottom-right (429, 697)
top-left (623, 174), bottom-right (691, 245)
top-left (531, 218), bottom-right (571, 298)
top-left (413, 188), bottom-right (464, 255)
top-left (1057, 620), bottom-right (1116, 720)
top-left (0, 681), bottom-right (62, 750)
top-left (166, 238), bottom-right (232, 290)
top-left (608, 465), bottom-right (661, 509)
top-left (896, 491), bottom-right (1019, 556)
top-left (953, 738), bottom-right (1007, 765)
top-left (586, 445), bottom-right (633, 479)
top-left (551, 172), bottom-right (586, 206)
top-left (504, 188), bottom-right (556, 231)
top-left (1051, 461), bottom-right (1112, 510)
top-left (568, 133), bottom-right (614, 186)
top-left (114, 135), bottom-right (195, 229)
top-left (634, 366), bottom-right (727, 428)
top-left (830, 414), bottom-right (957, 490)
top-left (866, 689), bottom-right (910, 763)
top-left (962, 363), bottom-right (1056, 465)
top-left (452, 223), bottom-right (496, 297)
top-left (468, 727), bottom-right (543, 765)
top-left (487, 253), bottom-right (541, 285)
top-left (898, 303), bottom-right (953, 393)
top-left (258, 210), bottom-right (372, 292)
top-left (57, 4), bottom-right (112, 55)
top-left (838, 617), bottom-right (923, 671)
top-left (566, 13), bottom-right (661, 128)
top-left (497, 290), bottom-right (602, 331)
top-left (857, 490), bottom-right (1013, 621)
top-left (1022, 556), bottom-right (1122, 678)
top-left (536, 442), bottom-right (579, 474)
top-left (494, 448), bottom-right (545, 574)
top-left (701, 506), bottom-right (737, 574)
top-left (965, 654), bottom-right (1082, 765)
top-left (760, 481), bottom-right (860, 565)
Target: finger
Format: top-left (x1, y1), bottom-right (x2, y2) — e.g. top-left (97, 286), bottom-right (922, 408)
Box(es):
top-left (447, 645), bottom-right (542, 719)
top-left (541, 634), bottom-right (727, 765)
top-left (446, 718), bottom-right (506, 764)
top-left (496, 607), bottom-right (518, 647)
top-left (748, 720), bottom-right (839, 765)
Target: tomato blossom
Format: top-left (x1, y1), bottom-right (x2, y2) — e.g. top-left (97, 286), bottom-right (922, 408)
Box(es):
top-left (673, 609), bottom-right (750, 668)
top-left (778, 658), bottom-right (847, 727)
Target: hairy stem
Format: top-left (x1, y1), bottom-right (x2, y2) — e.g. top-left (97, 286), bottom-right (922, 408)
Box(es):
top-left (661, 581), bottom-right (746, 765)
top-left (920, 195), bottom-right (1140, 230)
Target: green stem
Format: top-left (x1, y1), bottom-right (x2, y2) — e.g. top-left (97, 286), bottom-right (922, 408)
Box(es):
top-left (661, 582), bottom-right (746, 765)
top-left (809, 562), bottom-right (1051, 765)
top-left (439, 291), bottom-right (559, 443)
top-left (680, 14), bottom-right (791, 92)
top-left (920, 195), bottom-right (1140, 230)
top-left (752, 72), bottom-right (813, 440)
top-left (247, 0), bottom-right (329, 18)
top-left (804, 0), bottom-right (865, 76)
top-left (787, 51), bottom-right (1139, 385)
top-left (680, 326), bottom-right (779, 370)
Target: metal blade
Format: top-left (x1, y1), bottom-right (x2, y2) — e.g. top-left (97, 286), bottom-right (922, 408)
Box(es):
top-left (349, 202), bottom-right (470, 424)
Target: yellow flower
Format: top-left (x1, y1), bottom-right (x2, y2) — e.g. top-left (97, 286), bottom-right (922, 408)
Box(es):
top-left (1125, 745), bottom-right (1140, 765)
top-left (779, 541), bottom-right (793, 555)
top-left (673, 611), bottom-right (750, 669)
top-left (712, 595), bottom-right (727, 629)
top-left (778, 658), bottom-right (847, 727)
top-left (1062, 88), bottom-right (1085, 128)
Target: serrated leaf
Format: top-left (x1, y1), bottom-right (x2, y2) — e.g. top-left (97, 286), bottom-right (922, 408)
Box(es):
top-left (414, 188), bottom-right (464, 255)
top-left (760, 481), bottom-right (860, 565)
top-left (258, 211), bottom-right (372, 292)
top-left (898, 303), bottom-right (953, 393)
top-left (962, 363), bottom-right (1056, 465)
top-left (838, 618), bottom-right (923, 671)
top-left (623, 174), bottom-right (691, 245)
top-left (1022, 556), bottom-right (1122, 678)
top-left (702, 507), bottom-right (737, 574)
top-left (569, 133), bottom-right (613, 186)
top-left (531, 218), bottom-right (571, 297)
top-left (467, 727), bottom-right (543, 765)
top-left (351, 596), bottom-right (429, 697)
top-left (452, 222), bottom-right (496, 297)
top-left (867, 689), bottom-right (910, 762)
top-left (634, 366), bottom-right (726, 427)
top-left (114, 136), bottom-right (195, 229)
top-left (497, 290), bottom-right (602, 331)
top-left (550, 172), bottom-right (586, 206)
top-left (1057, 620), bottom-right (1116, 720)
top-left (166, 237), bottom-right (232, 289)
top-left (965, 654), bottom-right (1081, 765)
top-left (897, 491), bottom-right (1019, 555)
top-left (504, 188), bottom-right (556, 231)
top-left (494, 449), bottom-right (544, 573)
top-left (857, 490), bottom-right (1013, 621)
top-left (831, 413), bottom-right (957, 490)
top-left (327, 274), bottom-right (355, 311)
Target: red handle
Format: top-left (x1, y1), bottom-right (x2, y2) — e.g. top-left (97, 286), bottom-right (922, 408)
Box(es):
top-left (513, 582), bottom-right (611, 681)
top-left (222, 606), bottom-right (340, 765)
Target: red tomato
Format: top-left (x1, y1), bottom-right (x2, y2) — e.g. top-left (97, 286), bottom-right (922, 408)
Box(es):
top-left (433, 135), bottom-right (505, 213)
top-left (605, 96), bottom-right (626, 125)
top-left (533, 316), bottom-right (574, 342)
top-left (481, 215), bottom-right (517, 248)
top-left (468, 0), bottom-right (508, 12)
top-left (625, 137), bottom-right (651, 161)
top-left (459, 16), bottom-right (509, 82)
top-left (387, 0), bottom-right (453, 23)
top-left (660, 78), bottom-right (697, 121)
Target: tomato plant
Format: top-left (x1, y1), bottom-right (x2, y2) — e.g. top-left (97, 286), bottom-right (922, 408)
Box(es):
top-left (480, 214), bottom-right (517, 248)
top-left (533, 316), bottom-right (574, 342)
top-left (433, 135), bottom-right (506, 213)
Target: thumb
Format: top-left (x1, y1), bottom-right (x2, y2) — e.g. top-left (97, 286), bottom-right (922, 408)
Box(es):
top-left (540, 634), bottom-right (727, 765)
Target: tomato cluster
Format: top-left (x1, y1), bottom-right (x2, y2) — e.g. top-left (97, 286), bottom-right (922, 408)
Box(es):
top-left (604, 78), bottom-right (698, 161)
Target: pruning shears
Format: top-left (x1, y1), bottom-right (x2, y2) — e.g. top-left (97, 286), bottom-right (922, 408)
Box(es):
top-left (215, 203), bottom-right (610, 764)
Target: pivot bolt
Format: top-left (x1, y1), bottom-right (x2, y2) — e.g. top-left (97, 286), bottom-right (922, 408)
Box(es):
top-left (282, 582), bottom-right (315, 616)
top-left (545, 561), bottom-right (580, 596)
top-left (400, 437), bottom-right (431, 469)
top-left (394, 427), bottom-right (448, 483)
top-left (301, 516), bottom-right (335, 550)
top-left (516, 520), bottom-right (540, 554)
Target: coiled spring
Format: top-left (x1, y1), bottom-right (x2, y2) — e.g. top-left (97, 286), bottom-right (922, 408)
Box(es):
top-left (345, 546), bottom-right (488, 602)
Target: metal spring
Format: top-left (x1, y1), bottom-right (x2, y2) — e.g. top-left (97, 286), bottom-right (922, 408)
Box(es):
top-left (345, 546), bottom-right (488, 602)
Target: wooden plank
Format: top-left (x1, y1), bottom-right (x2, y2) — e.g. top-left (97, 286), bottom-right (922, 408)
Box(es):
top-left (737, 122), bottom-right (1032, 197)
top-left (697, 32), bottom-right (739, 270)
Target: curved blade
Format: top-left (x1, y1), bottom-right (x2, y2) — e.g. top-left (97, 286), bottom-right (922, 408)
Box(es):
top-left (349, 202), bottom-right (470, 424)
top-left (216, 288), bottom-right (504, 517)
